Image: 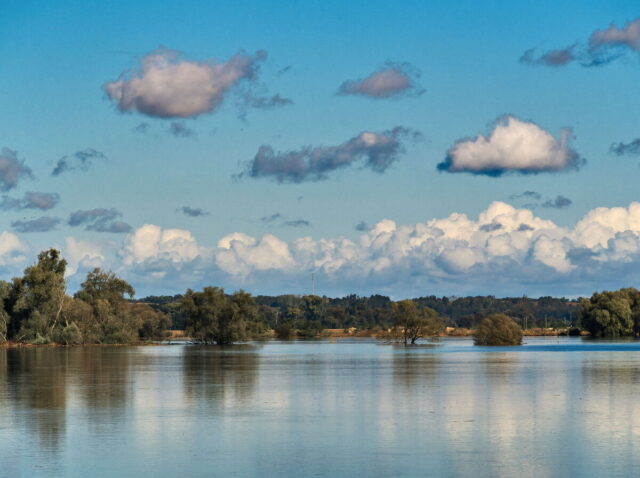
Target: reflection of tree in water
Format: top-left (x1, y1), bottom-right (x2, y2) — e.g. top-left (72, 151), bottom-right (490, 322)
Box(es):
top-left (581, 359), bottom-right (640, 386)
top-left (182, 345), bottom-right (260, 407)
top-left (392, 348), bottom-right (441, 390)
top-left (69, 347), bottom-right (134, 411)
top-left (5, 348), bottom-right (69, 451)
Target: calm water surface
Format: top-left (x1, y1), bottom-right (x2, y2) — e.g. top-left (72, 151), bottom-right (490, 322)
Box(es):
top-left (2, 337), bottom-right (640, 477)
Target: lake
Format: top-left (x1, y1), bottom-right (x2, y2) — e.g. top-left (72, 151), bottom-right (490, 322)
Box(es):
top-left (1, 337), bottom-right (640, 477)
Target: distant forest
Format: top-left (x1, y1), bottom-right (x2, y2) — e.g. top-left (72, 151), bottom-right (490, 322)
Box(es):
top-left (136, 293), bottom-right (579, 331)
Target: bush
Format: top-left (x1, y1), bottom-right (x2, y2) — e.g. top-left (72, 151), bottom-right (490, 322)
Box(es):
top-left (474, 314), bottom-right (523, 346)
top-left (274, 323), bottom-right (293, 340)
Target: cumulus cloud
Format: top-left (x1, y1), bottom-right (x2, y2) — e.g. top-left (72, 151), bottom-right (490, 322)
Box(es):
top-left (0, 232), bottom-right (29, 268)
top-left (51, 148), bottom-right (107, 176)
top-left (104, 48), bottom-right (268, 118)
top-left (337, 62), bottom-right (424, 99)
top-left (12, 217), bottom-right (60, 233)
top-left (0, 191), bottom-right (60, 211)
top-left (610, 138), bottom-right (640, 156)
top-left (242, 127), bottom-right (414, 182)
top-left (64, 237), bottom-right (105, 276)
top-left (203, 201), bottom-right (640, 295)
top-left (121, 224), bottom-right (211, 281)
top-left (522, 17), bottom-right (640, 67)
top-left (0, 148), bottom-right (33, 191)
top-left (438, 116), bottom-right (584, 176)
top-left (177, 206), bottom-right (209, 217)
top-left (68, 208), bottom-right (131, 233)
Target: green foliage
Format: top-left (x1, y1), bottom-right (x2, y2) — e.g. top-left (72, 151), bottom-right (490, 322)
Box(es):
top-left (391, 300), bottom-right (444, 344)
top-left (579, 288), bottom-right (640, 338)
top-left (9, 249), bottom-right (67, 343)
top-left (474, 314), bottom-right (523, 346)
top-left (74, 268), bottom-right (140, 344)
top-left (129, 303), bottom-right (171, 340)
top-left (181, 287), bottom-right (258, 344)
top-left (274, 323), bottom-right (293, 340)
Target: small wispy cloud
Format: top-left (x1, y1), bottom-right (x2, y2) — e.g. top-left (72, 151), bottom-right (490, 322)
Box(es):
top-left (521, 17), bottom-right (640, 68)
top-left (168, 121), bottom-right (196, 137)
top-left (12, 216), bottom-right (60, 233)
top-left (610, 138), bottom-right (640, 156)
top-left (241, 127), bottom-right (415, 183)
top-left (0, 148), bottom-right (33, 191)
top-left (177, 206), bottom-right (209, 217)
top-left (68, 208), bottom-right (131, 233)
top-left (0, 192), bottom-right (60, 211)
top-left (337, 62), bottom-right (424, 99)
top-left (51, 149), bottom-right (107, 176)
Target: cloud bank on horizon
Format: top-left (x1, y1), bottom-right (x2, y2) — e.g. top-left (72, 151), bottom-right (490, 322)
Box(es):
top-left (0, 201), bottom-right (639, 297)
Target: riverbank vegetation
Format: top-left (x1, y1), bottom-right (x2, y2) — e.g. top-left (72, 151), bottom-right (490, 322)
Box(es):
top-left (473, 314), bottom-right (523, 346)
top-left (3, 249), bottom-right (640, 345)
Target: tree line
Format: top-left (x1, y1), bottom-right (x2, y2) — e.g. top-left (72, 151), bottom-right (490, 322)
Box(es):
top-left (0, 249), bottom-right (169, 345)
top-left (2, 249), bottom-right (640, 345)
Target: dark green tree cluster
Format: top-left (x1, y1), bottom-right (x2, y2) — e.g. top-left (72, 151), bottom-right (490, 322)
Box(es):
top-left (390, 300), bottom-right (444, 345)
top-left (180, 287), bottom-right (261, 344)
top-left (1, 249), bottom-right (169, 345)
top-left (579, 288), bottom-right (640, 338)
top-left (473, 314), bottom-right (523, 346)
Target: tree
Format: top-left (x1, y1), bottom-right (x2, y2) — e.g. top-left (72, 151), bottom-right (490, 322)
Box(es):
top-left (129, 303), bottom-right (171, 340)
top-left (579, 289), bottom-right (636, 338)
top-left (474, 314), bottom-right (523, 346)
top-left (9, 249), bottom-right (67, 343)
top-left (0, 281), bottom-right (9, 343)
top-left (391, 300), bottom-right (443, 345)
top-left (74, 268), bottom-right (139, 344)
top-left (181, 287), bottom-right (257, 345)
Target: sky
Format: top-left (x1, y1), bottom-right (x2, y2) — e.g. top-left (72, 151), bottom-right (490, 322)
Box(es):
top-left (1, 0), bottom-right (640, 298)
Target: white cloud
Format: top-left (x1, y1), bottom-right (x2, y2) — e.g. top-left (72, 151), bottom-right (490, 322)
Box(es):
top-left (45, 201), bottom-right (640, 297)
top-left (64, 237), bottom-right (105, 276)
top-left (438, 116), bottom-right (583, 176)
top-left (0, 232), bottom-right (29, 267)
top-left (104, 48), bottom-right (264, 118)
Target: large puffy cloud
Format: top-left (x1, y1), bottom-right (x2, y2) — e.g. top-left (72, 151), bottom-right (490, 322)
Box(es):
top-left (121, 224), bottom-right (210, 281)
top-left (438, 116), bottom-right (583, 176)
top-left (522, 17), bottom-right (640, 67)
top-left (63, 237), bottom-right (106, 276)
top-left (337, 63), bottom-right (423, 99)
top-left (104, 48), bottom-right (267, 118)
top-left (242, 127), bottom-right (414, 182)
top-left (0, 148), bottom-right (33, 191)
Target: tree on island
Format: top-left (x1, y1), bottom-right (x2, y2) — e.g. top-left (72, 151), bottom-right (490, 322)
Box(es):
top-left (180, 287), bottom-right (258, 344)
top-left (473, 314), bottom-right (523, 346)
top-left (579, 288), bottom-right (640, 338)
top-left (391, 300), bottom-right (443, 345)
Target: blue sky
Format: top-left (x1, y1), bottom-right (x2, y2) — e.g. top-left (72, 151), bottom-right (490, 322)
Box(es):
top-left (1, 0), bottom-right (640, 298)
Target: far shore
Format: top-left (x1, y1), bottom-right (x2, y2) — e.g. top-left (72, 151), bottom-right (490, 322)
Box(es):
top-left (1, 327), bottom-right (589, 348)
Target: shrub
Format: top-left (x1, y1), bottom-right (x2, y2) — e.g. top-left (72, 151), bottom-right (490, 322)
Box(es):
top-left (474, 314), bottom-right (523, 346)
top-left (274, 323), bottom-right (293, 340)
